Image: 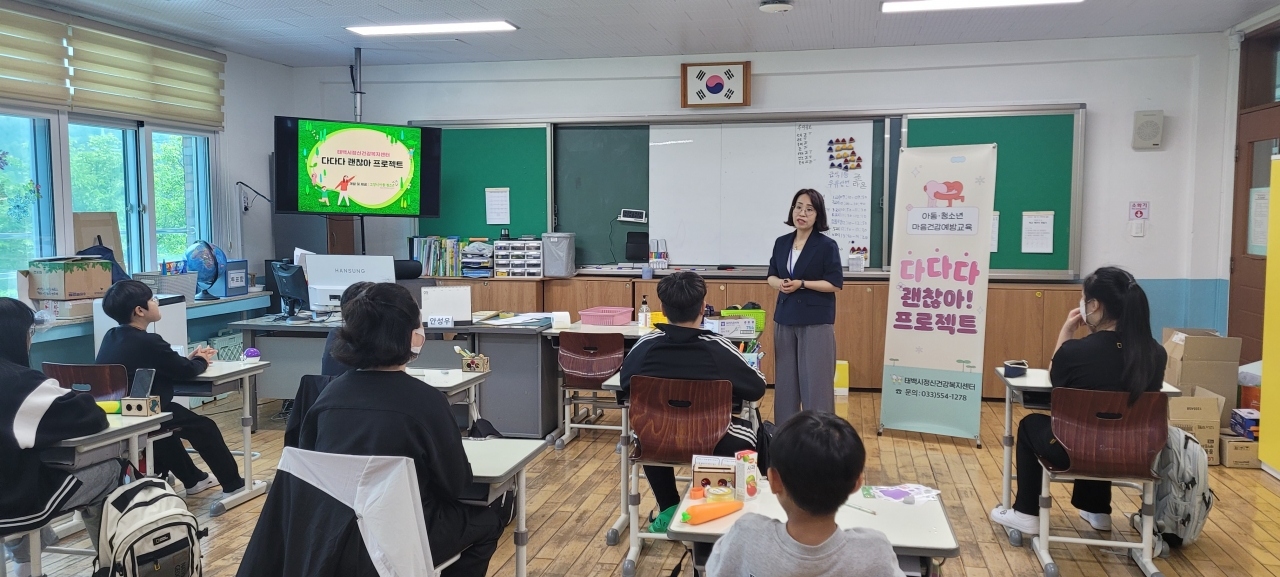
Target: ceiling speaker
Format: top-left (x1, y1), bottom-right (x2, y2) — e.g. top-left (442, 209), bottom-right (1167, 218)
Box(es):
top-left (1132, 110), bottom-right (1164, 150)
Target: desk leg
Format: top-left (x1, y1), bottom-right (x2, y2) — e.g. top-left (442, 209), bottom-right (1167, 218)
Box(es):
top-left (211, 375), bottom-right (270, 517)
top-left (469, 386), bottom-right (480, 424)
top-left (514, 468), bottom-right (528, 577)
top-left (607, 405), bottom-right (630, 546)
top-left (1001, 384), bottom-right (1021, 547)
top-left (128, 435), bottom-right (140, 469)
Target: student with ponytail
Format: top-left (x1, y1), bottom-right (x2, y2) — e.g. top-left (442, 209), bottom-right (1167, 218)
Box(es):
top-left (990, 266), bottom-right (1167, 537)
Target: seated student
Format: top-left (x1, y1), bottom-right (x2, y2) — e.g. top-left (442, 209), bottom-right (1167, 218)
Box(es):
top-left (96, 281), bottom-right (244, 495)
top-left (299, 282), bottom-right (500, 577)
top-left (0, 298), bottom-right (122, 577)
top-left (990, 266), bottom-right (1166, 535)
top-left (320, 281), bottom-right (373, 377)
top-left (620, 271), bottom-right (767, 532)
top-left (707, 411), bottom-right (903, 577)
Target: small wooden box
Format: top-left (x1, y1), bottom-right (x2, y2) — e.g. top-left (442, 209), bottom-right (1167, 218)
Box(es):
top-left (463, 355), bottom-right (490, 372)
top-left (121, 396), bottom-right (161, 416)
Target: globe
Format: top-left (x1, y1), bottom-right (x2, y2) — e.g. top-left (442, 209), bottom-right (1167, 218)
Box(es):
top-left (185, 241), bottom-right (227, 301)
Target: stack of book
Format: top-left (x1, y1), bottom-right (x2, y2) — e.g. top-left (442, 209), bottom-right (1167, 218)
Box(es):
top-left (409, 236), bottom-right (494, 278)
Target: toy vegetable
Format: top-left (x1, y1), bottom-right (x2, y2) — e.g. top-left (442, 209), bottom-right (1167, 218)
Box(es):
top-left (680, 500), bottom-right (743, 525)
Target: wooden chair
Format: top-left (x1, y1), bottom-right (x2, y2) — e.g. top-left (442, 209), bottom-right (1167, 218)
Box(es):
top-left (1031, 388), bottom-right (1168, 577)
top-left (554, 332), bottom-right (626, 450)
top-left (41, 362), bottom-right (173, 478)
top-left (622, 376), bottom-right (732, 577)
top-left (42, 362), bottom-right (128, 402)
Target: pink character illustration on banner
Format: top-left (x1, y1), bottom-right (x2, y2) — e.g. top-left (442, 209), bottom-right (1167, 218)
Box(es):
top-left (923, 180), bottom-right (966, 208)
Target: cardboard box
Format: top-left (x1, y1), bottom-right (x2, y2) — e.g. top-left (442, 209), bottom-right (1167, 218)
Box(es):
top-left (1162, 328), bottom-right (1242, 425)
top-left (1168, 388), bottom-right (1225, 465)
top-left (692, 455), bottom-right (736, 490)
top-left (33, 298), bottom-right (95, 319)
top-left (1220, 430), bottom-right (1261, 469)
top-left (1240, 384), bottom-right (1261, 411)
top-left (1230, 408), bottom-right (1260, 441)
top-left (27, 257), bottom-right (111, 300)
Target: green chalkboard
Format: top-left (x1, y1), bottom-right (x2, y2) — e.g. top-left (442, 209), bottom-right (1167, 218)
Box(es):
top-left (419, 126), bottom-right (549, 238)
top-left (905, 114), bottom-right (1077, 272)
top-left (553, 126), bottom-right (649, 265)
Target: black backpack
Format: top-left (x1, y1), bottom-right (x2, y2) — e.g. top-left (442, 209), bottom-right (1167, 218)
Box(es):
top-left (77, 235), bottom-right (130, 283)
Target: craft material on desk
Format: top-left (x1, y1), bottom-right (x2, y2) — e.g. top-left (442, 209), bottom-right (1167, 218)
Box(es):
top-left (842, 502), bottom-right (878, 515)
top-left (482, 312), bottom-right (553, 326)
top-left (863, 484), bottom-right (940, 503)
top-left (681, 500), bottom-right (743, 525)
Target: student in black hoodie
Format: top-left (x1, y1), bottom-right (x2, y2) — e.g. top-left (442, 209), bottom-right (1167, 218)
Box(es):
top-left (300, 282), bottom-right (501, 577)
top-left (620, 271), bottom-right (768, 533)
top-left (0, 298), bottom-right (120, 576)
top-left (95, 281), bottom-right (243, 495)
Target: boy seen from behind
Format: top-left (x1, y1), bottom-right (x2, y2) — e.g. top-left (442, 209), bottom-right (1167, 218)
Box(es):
top-left (706, 411), bottom-right (904, 577)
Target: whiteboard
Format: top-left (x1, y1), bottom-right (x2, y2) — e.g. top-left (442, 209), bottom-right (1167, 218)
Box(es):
top-left (649, 120), bottom-right (875, 266)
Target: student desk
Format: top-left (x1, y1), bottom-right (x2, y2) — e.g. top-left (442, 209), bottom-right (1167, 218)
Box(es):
top-left (993, 367), bottom-right (1181, 546)
top-left (667, 479), bottom-right (960, 576)
top-left (407, 368), bottom-right (486, 423)
top-left (543, 322), bottom-right (761, 342)
top-left (172, 360), bottom-right (270, 517)
top-left (47, 413), bottom-right (173, 471)
top-left (461, 438), bottom-right (548, 577)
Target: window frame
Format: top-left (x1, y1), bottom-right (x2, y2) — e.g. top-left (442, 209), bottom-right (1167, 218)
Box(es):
top-left (0, 97), bottom-right (223, 275)
top-left (142, 122), bottom-right (217, 269)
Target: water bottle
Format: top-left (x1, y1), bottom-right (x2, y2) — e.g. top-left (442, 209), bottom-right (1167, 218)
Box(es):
top-left (638, 295), bottom-right (651, 328)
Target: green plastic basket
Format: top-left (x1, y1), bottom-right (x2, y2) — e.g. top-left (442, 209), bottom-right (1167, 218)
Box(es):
top-left (721, 309), bottom-right (766, 331)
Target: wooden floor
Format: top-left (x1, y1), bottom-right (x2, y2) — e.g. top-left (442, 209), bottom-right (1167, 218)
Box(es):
top-left (23, 390), bottom-right (1280, 577)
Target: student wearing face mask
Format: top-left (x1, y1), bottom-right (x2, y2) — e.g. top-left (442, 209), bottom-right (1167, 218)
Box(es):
top-left (990, 267), bottom-right (1166, 537)
top-left (294, 282), bottom-right (501, 577)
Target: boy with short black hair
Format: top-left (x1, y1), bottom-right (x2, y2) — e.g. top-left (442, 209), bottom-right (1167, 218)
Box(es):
top-left (620, 271), bottom-right (766, 532)
top-left (706, 411), bottom-right (904, 577)
top-left (96, 280), bottom-right (243, 495)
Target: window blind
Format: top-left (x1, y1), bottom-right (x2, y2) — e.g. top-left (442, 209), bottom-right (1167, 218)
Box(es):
top-left (68, 26), bottom-right (224, 128)
top-left (0, 8), bottom-right (69, 106)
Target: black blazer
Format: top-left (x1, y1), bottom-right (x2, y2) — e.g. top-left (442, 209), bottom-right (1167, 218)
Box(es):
top-left (767, 232), bottom-right (844, 326)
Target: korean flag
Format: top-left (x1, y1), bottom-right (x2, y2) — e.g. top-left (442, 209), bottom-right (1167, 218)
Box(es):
top-left (683, 62), bottom-right (749, 107)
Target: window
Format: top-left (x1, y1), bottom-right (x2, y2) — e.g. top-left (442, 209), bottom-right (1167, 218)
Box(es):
top-left (151, 131), bottom-right (211, 265)
top-left (0, 113), bottom-right (55, 297)
top-left (69, 121), bottom-right (141, 272)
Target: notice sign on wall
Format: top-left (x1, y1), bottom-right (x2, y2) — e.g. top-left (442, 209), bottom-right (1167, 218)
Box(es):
top-left (880, 144), bottom-right (997, 441)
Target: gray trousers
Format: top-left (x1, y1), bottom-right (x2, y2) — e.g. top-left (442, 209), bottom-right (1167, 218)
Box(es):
top-left (773, 323), bottom-right (836, 424)
top-left (5, 459), bottom-right (121, 563)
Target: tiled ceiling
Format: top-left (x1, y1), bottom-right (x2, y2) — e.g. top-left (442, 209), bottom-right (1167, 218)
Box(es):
top-left (30, 0), bottom-right (1280, 67)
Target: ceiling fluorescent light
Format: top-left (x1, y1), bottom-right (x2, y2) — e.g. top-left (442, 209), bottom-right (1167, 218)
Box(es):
top-left (347, 21), bottom-right (516, 36)
top-left (882, 0), bottom-right (1083, 13)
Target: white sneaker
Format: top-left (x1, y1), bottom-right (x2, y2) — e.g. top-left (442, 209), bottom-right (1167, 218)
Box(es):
top-left (1079, 510), bottom-right (1112, 531)
top-left (14, 562), bottom-right (32, 577)
top-left (185, 474), bottom-right (220, 495)
top-left (990, 506), bottom-right (1040, 536)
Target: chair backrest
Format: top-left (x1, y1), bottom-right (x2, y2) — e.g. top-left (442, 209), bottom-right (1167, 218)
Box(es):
top-left (1050, 388), bottom-right (1168, 480)
top-left (557, 332), bottom-right (625, 390)
top-left (629, 376), bottom-right (732, 463)
top-left (276, 447), bottom-right (438, 577)
top-left (41, 363), bottom-right (128, 402)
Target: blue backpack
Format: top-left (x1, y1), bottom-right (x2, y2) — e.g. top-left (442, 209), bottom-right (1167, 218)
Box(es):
top-left (77, 235), bottom-right (130, 283)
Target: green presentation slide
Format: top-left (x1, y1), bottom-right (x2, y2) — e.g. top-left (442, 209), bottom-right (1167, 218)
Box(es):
top-left (298, 119), bottom-right (422, 215)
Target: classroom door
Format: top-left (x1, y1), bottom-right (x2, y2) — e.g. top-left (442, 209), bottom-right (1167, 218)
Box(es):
top-left (1229, 106), bottom-right (1280, 363)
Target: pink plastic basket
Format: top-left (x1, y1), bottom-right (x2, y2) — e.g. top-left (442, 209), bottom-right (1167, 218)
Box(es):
top-left (579, 306), bottom-right (634, 326)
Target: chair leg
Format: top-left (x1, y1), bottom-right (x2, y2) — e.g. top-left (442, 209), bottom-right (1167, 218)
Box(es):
top-left (624, 459), bottom-right (642, 577)
top-left (27, 530), bottom-right (40, 577)
top-left (1031, 466), bottom-right (1057, 577)
top-left (1130, 480), bottom-right (1163, 577)
top-left (556, 388), bottom-right (578, 450)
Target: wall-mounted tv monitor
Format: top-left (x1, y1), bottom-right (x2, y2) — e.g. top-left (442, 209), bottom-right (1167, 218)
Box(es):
top-left (274, 116), bottom-right (441, 217)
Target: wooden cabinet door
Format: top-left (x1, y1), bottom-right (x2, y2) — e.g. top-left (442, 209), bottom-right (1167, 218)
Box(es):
top-left (1041, 287), bottom-right (1087, 367)
top-left (981, 287), bottom-right (1045, 397)
top-left (489, 280), bottom-right (542, 313)
top-left (837, 283), bottom-right (889, 390)
top-left (633, 280), bottom-right (662, 319)
top-left (726, 281), bottom-right (778, 383)
top-left (544, 278), bottom-right (634, 322)
top-left (704, 280), bottom-right (730, 313)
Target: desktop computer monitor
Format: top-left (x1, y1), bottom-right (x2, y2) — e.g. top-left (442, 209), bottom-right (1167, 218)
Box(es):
top-left (271, 262), bottom-right (310, 319)
top-left (305, 255), bottom-right (396, 312)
